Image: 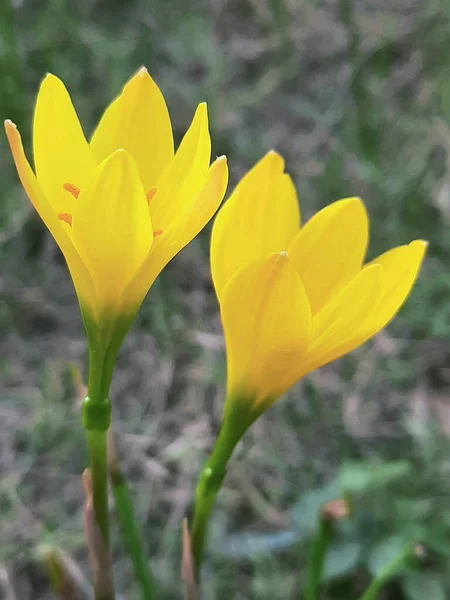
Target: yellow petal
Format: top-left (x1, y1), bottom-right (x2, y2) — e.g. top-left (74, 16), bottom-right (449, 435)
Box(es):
top-left (361, 239), bottom-right (427, 336)
top-left (71, 150), bottom-right (152, 313)
top-left (300, 264), bottom-right (382, 375)
top-left (211, 151), bottom-right (300, 298)
top-left (298, 240), bottom-right (427, 372)
top-left (148, 102), bottom-right (211, 231)
top-left (90, 68), bottom-right (174, 190)
top-left (297, 240), bottom-right (426, 377)
top-left (288, 197), bottom-right (368, 314)
top-left (122, 156), bottom-right (228, 310)
top-left (33, 74), bottom-right (96, 213)
top-left (221, 252), bottom-right (312, 404)
top-left (4, 120), bottom-right (96, 317)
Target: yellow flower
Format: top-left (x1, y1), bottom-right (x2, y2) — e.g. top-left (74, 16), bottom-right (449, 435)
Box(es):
top-left (211, 151), bottom-right (427, 415)
top-left (5, 68), bottom-right (228, 349)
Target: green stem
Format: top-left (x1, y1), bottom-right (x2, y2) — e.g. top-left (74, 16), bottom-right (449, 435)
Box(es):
top-left (87, 430), bottom-right (110, 545)
top-left (358, 544), bottom-right (413, 600)
top-left (109, 444), bottom-right (156, 599)
top-left (190, 399), bottom-right (257, 579)
top-left (82, 343), bottom-right (114, 600)
top-left (304, 516), bottom-right (333, 600)
top-left (87, 345), bottom-right (114, 405)
top-left (190, 429), bottom-right (234, 578)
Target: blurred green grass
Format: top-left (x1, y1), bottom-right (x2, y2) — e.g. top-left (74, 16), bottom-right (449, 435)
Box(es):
top-left (1, 0), bottom-right (450, 598)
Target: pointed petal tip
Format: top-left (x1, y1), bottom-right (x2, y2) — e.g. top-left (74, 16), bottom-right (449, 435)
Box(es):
top-left (369, 262), bottom-right (382, 274)
top-left (37, 73), bottom-right (70, 101)
top-left (359, 261), bottom-right (383, 283)
top-left (105, 147), bottom-right (134, 166)
top-left (196, 102), bottom-right (208, 117)
top-left (112, 147), bottom-right (128, 156)
top-left (338, 196), bottom-right (365, 209)
top-left (411, 239), bottom-right (428, 251)
top-left (90, 149), bottom-right (138, 181)
top-left (191, 102), bottom-right (209, 129)
top-left (41, 72), bottom-right (63, 87)
top-left (274, 251), bottom-right (290, 266)
top-left (264, 148), bottom-right (284, 162)
top-left (263, 149), bottom-right (285, 169)
top-left (132, 66), bottom-right (152, 83)
top-left (266, 149), bottom-right (282, 160)
top-left (408, 239), bottom-right (428, 265)
top-left (210, 155), bottom-right (229, 187)
top-left (4, 119), bottom-right (16, 131)
top-left (330, 196), bottom-right (368, 226)
top-left (4, 119), bottom-right (20, 146)
top-left (269, 250), bottom-right (291, 268)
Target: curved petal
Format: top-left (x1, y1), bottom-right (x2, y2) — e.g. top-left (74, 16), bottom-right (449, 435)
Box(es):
top-left (299, 264), bottom-right (383, 375)
top-left (122, 156), bottom-right (228, 310)
top-left (72, 150), bottom-right (152, 313)
top-left (288, 197), bottom-right (368, 314)
top-left (211, 151), bottom-right (300, 298)
top-left (148, 102), bottom-right (211, 231)
top-left (90, 68), bottom-right (174, 190)
top-left (5, 120), bottom-right (96, 316)
top-left (221, 252), bottom-right (312, 404)
top-left (360, 239), bottom-right (427, 336)
top-left (294, 240), bottom-right (426, 378)
top-left (33, 74), bottom-right (96, 213)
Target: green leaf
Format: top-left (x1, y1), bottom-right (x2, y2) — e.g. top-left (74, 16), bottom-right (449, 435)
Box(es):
top-left (322, 541), bottom-right (361, 581)
top-left (290, 479), bottom-right (342, 537)
top-left (422, 528), bottom-right (450, 557)
top-left (340, 460), bottom-right (412, 493)
top-left (367, 536), bottom-right (408, 576)
top-left (216, 530), bottom-right (298, 559)
top-left (401, 572), bottom-right (446, 600)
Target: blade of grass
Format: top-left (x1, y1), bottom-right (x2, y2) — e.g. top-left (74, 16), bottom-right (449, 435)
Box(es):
top-left (304, 500), bottom-right (349, 600)
top-left (108, 431), bottom-right (156, 600)
top-left (358, 543), bottom-right (417, 600)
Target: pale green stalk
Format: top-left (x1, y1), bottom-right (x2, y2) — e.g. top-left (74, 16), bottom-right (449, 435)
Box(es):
top-left (191, 398), bottom-right (265, 579)
top-left (82, 343), bottom-right (115, 600)
top-left (108, 432), bottom-right (156, 599)
top-left (358, 544), bottom-right (414, 600)
top-left (303, 516), bottom-right (333, 600)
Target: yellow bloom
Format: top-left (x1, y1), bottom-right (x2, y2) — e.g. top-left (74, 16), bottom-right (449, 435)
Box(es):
top-left (211, 151), bottom-right (427, 414)
top-left (5, 68), bottom-right (228, 348)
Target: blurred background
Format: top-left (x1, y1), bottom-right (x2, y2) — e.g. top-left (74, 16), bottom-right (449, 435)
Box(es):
top-left (1, 0), bottom-right (450, 598)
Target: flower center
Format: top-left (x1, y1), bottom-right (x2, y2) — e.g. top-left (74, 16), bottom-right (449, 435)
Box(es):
top-left (58, 182), bottom-right (163, 239)
top-left (63, 182), bottom-right (80, 198)
top-left (146, 187), bottom-right (157, 205)
top-left (145, 188), bottom-right (162, 237)
top-left (58, 212), bottom-right (73, 226)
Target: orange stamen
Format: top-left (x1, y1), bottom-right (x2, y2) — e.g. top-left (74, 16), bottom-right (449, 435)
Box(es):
top-left (63, 183), bottom-right (80, 198)
top-left (153, 229), bottom-right (163, 238)
top-left (146, 187), bottom-right (157, 205)
top-left (58, 212), bottom-right (73, 227)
